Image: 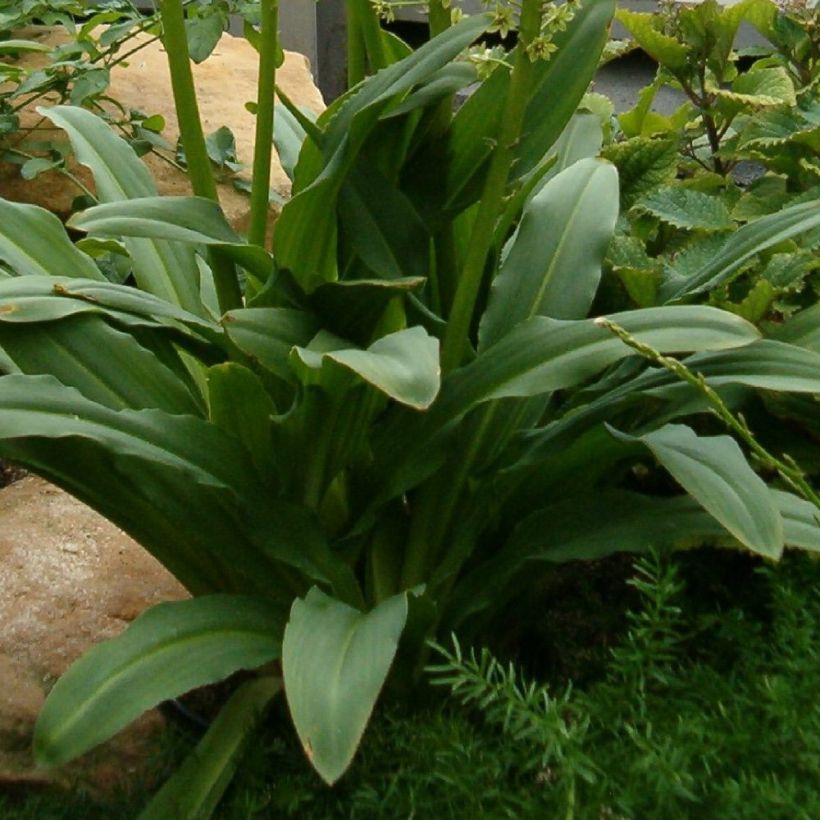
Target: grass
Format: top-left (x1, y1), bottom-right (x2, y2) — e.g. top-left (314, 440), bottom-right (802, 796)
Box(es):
top-left (2, 549), bottom-right (818, 819)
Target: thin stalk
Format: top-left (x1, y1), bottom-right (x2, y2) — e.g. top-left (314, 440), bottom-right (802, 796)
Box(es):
top-left (159, 0), bottom-right (242, 312)
top-left (440, 0), bottom-right (544, 372)
top-left (597, 317), bottom-right (820, 509)
top-left (428, 0), bottom-right (452, 37)
top-left (346, 0), bottom-right (367, 87)
top-left (158, 0), bottom-right (218, 201)
top-left (248, 0), bottom-right (279, 249)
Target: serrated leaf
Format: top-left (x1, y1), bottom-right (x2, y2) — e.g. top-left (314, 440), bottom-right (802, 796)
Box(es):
top-left (615, 9), bottom-right (689, 70)
top-left (718, 66), bottom-right (797, 108)
top-left (602, 137), bottom-right (678, 210)
top-left (283, 588), bottom-right (408, 785)
top-left (762, 251), bottom-right (820, 290)
top-left (636, 186), bottom-right (733, 231)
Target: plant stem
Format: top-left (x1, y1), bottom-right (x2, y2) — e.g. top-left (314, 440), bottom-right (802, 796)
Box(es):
top-left (345, 0), bottom-right (367, 87)
top-left (597, 317), bottom-right (820, 509)
top-left (440, 0), bottom-right (543, 372)
top-left (248, 0), bottom-right (279, 249)
top-left (159, 0), bottom-right (242, 313)
top-left (428, 0), bottom-right (452, 37)
top-left (158, 0), bottom-right (218, 202)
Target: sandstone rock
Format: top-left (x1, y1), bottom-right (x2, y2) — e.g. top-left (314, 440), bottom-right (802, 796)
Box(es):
top-left (0, 476), bottom-right (187, 790)
top-left (0, 27), bottom-right (325, 236)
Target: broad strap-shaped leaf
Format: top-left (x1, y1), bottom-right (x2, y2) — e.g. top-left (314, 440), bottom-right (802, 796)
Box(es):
top-left (414, 0), bottom-right (613, 219)
top-left (338, 161), bottom-right (429, 281)
top-left (515, 0), bottom-right (615, 180)
top-left (660, 199), bottom-right (820, 301)
top-left (772, 303), bottom-right (820, 352)
top-left (611, 423), bottom-right (783, 558)
top-left (0, 276), bottom-right (222, 348)
top-left (0, 199), bottom-right (105, 280)
top-left (69, 196), bottom-right (241, 244)
top-left (0, 314), bottom-right (203, 414)
top-left (207, 363), bottom-right (277, 478)
top-left (480, 159), bottom-right (618, 350)
top-left (292, 327), bottom-right (440, 409)
top-left (273, 101), bottom-right (313, 182)
top-left (508, 339), bottom-right (820, 474)
top-left (41, 106), bottom-right (205, 315)
top-left (69, 197), bottom-right (275, 283)
top-left (773, 489), bottom-right (820, 553)
top-left (438, 307), bottom-right (757, 421)
top-left (366, 306), bottom-right (759, 510)
top-left (0, 374), bottom-right (317, 595)
top-left (310, 277), bottom-right (426, 346)
top-left (223, 307), bottom-right (319, 383)
top-left (139, 677), bottom-right (281, 820)
top-left (448, 487), bottom-right (816, 627)
top-left (274, 15), bottom-right (490, 290)
top-left (283, 587), bottom-right (408, 785)
top-left (35, 595), bottom-right (284, 768)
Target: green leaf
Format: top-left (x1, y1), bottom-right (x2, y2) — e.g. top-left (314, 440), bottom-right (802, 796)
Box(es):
top-left (310, 277), bottom-right (426, 346)
top-left (613, 423), bottom-right (782, 558)
top-left (35, 595), bottom-right (284, 767)
top-left (450, 485), bottom-right (818, 624)
top-left (205, 125), bottom-right (239, 168)
top-left (480, 159), bottom-right (619, 349)
top-left (185, 13), bottom-right (225, 63)
top-left (0, 276), bottom-right (222, 346)
top-left (660, 199), bottom-right (820, 301)
top-left (292, 326), bottom-right (440, 409)
top-left (615, 9), bottom-right (689, 70)
top-left (283, 587), bottom-right (408, 785)
top-left (515, 0), bottom-right (615, 179)
top-left (773, 489), bottom-right (820, 553)
top-left (0, 374), bottom-right (307, 595)
top-left (368, 307), bottom-right (759, 505)
top-left (69, 195), bottom-right (240, 244)
top-left (69, 67), bottom-right (109, 106)
top-left (635, 186), bottom-right (733, 231)
top-left (440, 307), bottom-right (758, 418)
top-left (602, 137), bottom-right (678, 211)
top-left (223, 307), bottom-right (319, 383)
top-left (0, 199), bottom-right (105, 280)
top-left (0, 39), bottom-right (50, 54)
top-left (274, 15), bottom-right (491, 291)
top-left (40, 106), bottom-right (205, 315)
top-left (139, 677), bottom-right (281, 820)
top-left (273, 102), bottom-right (311, 181)
top-left (717, 66), bottom-right (797, 108)
top-left (339, 161), bottom-right (429, 281)
top-left (207, 363), bottom-right (276, 478)
top-left (0, 314), bottom-right (203, 414)
top-left (69, 196), bottom-right (274, 283)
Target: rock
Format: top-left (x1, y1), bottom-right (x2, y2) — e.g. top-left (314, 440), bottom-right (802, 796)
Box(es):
top-left (0, 27), bottom-right (325, 236)
top-left (0, 476), bottom-right (187, 791)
